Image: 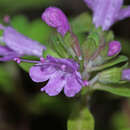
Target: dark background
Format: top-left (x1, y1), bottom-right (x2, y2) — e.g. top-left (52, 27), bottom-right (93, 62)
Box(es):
top-left (0, 0), bottom-right (130, 130)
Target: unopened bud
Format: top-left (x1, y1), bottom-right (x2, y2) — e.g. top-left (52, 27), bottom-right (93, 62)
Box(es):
top-left (99, 67), bottom-right (122, 84)
top-left (41, 7), bottom-right (70, 36)
top-left (3, 15), bottom-right (10, 23)
top-left (122, 69), bottom-right (130, 81)
top-left (108, 41), bottom-right (121, 56)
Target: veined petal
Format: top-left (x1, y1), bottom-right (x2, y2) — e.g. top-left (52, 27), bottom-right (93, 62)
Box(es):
top-left (3, 26), bottom-right (46, 57)
top-left (103, 0), bottom-right (123, 30)
top-left (85, 0), bottom-right (124, 30)
top-left (41, 71), bottom-right (66, 96)
top-left (47, 55), bottom-right (79, 71)
top-left (29, 65), bottom-right (56, 83)
top-left (64, 74), bottom-right (82, 97)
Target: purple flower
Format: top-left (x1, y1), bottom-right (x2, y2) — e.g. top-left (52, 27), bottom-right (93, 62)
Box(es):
top-left (0, 45), bottom-right (20, 61)
top-left (122, 69), bottom-right (130, 80)
top-left (41, 7), bottom-right (70, 36)
top-left (84, 0), bottom-right (130, 30)
top-left (29, 56), bottom-right (83, 97)
top-left (0, 25), bottom-right (46, 61)
top-left (108, 41), bottom-right (121, 56)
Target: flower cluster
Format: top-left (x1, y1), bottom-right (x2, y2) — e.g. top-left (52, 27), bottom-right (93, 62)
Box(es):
top-left (0, 2), bottom-right (130, 97)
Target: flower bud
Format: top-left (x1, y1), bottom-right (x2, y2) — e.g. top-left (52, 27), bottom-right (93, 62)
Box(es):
top-left (41, 7), bottom-right (70, 36)
top-left (122, 69), bottom-right (130, 80)
top-left (108, 41), bottom-right (121, 56)
top-left (99, 67), bottom-right (122, 84)
top-left (3, 15), bottom-right (10, 23)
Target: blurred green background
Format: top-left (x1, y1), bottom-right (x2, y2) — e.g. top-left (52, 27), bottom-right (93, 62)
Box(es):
top-left (0, 0), bottom-right (130, 130)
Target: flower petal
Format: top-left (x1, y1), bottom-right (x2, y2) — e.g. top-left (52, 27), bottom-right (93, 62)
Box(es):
top-left (122, 69), bottom-right (130, 80)
top-left (84, 0), bottom-right (95, 10)
top-left (64, 74), bottom-right (82, 97)
top-left (29, 65), bottom-right (56, 82)
top-left (0, 45), bottom-right (19, 61)
top-left (41, 71), bottom-right (66, 96)
top-left (0, 55), bottom-right (15, 61)
top-left (47, 55), bottom-right (79, 72)
top-left (92, 0), bottom-right (123, 30)
top-left (3, 26), bottom-right (46, 57)
top-left (0, 45), bottom-right (13, 55)
top-left (29, 56), bottom-right (83, 97)
top-left (116, 6), bottom-right (130, 21)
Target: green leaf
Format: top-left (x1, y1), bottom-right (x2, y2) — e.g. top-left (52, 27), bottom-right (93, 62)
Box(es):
top-left (27, 19), bottom-right (52, 44)
top-left (51, 34), bottom-right (69, 58)
top-left (43, 48), bottom-right (60, 58)
top-left (0, 63), bottom-right (15, 93)
top-left (112, 111), bottom-right (130, 130)
top-left (88, 55), bottom-right (128, 72)
top-left (11, 15), bottom-right (29, 35)
top-left (92, 82), bottom-right (130, 97)
top-left (87, 32), bottom-right (100, 46)
top-left (71, 12), bottom-right (94, 34)
top-left (18, 56), bottom-right (38, 72)
top-left (81, 31), bottom-right (101, 61)
top-left (11, 16), bottom-right (53, 45)
top-left (68, 107), bottom-right (95, 130)
top-left (63, 32), bottom-right (81, 58)
top-left (82, 38), bottom-right (97, 61)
